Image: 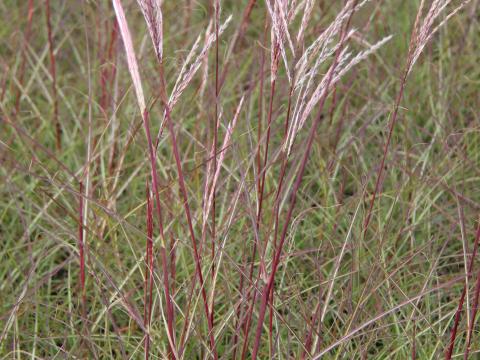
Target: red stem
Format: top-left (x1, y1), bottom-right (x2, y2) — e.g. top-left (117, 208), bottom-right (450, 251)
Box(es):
top-left (464, 269), bottom-right (480, 359)
top-left (250, 3), bottom-right (357, 356)
top-left (164, 105), bottom-right (218, 359)
top-left (234, 18), bottom-right (268, 359)
top-left (142, 110), bottom-right (176, 359)
top-left (446, 222), bottom-right (480, 360)
top-left (257, 46), bottom-right (279, 272)
top-left (240, 45), bottom-right (279, 360)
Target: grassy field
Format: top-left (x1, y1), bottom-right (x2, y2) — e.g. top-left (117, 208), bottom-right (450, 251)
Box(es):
top-left (1, 0), bottom-right (480, 358)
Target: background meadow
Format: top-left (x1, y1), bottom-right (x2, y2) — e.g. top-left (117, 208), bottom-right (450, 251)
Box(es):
top-left (1, 0), bottom-right (480, 358)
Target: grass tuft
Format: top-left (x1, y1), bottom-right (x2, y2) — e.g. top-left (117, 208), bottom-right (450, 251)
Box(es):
top-left (1, 0), bottom-right (479, 358)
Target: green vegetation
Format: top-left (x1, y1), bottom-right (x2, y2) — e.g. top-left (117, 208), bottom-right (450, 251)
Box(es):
top-left (1, 0), bottom-right (479, 358)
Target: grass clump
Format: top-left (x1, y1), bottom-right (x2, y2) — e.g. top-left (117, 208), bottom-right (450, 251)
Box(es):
top-left (1, 0), bottom-right (480, 359)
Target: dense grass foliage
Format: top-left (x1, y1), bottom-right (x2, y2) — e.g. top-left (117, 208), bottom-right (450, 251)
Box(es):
top-left (1, 0), bottom-right (479, 358)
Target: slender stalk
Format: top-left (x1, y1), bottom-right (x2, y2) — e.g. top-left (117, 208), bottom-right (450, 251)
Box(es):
top-left (257, 44), bottom-right (279, 275)
top-left (143, 11), bottom-right (217, 356)
top-left (242, 82), bottom-right (294, 360)
top-left (45, 0), bottom-right (61, 150)
top-left (144, 181), bottom-right (154, 360)
top-left (142, 110), bottom-right (176, 359)
top-left (133, 1), bottom-right (216, 353)
top-left (250, 3), bottom-right (358, 356)
top-left (362, 69), bottom-right (409, 237)
top-left (446, 222), bottom-right (480, 360)
top-left (240, 42), bottom-right (279, 360)
top-left (267, 83), bottom-right (294, 355)
top-left (232, 18), bottom-right (267, 359)
top-left (113, 2), bottom-right (176, 355)
top-left (164, 105), bottom-right (218, 359)
top-left (14, 0), bottom-right (34, 115)
top-left (78, 181), bottom-right (86, 323)
top-left (301, 302), bottom-right (322, 359)
top-left (210, 0), bottom-right (220, 329)
top-left (100, 18), bottom-right (118, 118)
top-left (464, 269), bottom-right (480, 359)
top-left (142, 4), bottom-right (218, 352)
top-left (362, 0), bottom-right (422, 237)
top-left (107, 20), bottom-right (119, 177)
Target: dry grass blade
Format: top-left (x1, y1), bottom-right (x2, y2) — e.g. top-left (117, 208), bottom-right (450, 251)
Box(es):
top-left (112, 1), bottom-right (176, 357)
top-left (314, 276), bottom-right (465, 359)
top-left (112, 0), bottom-right (146, 113)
